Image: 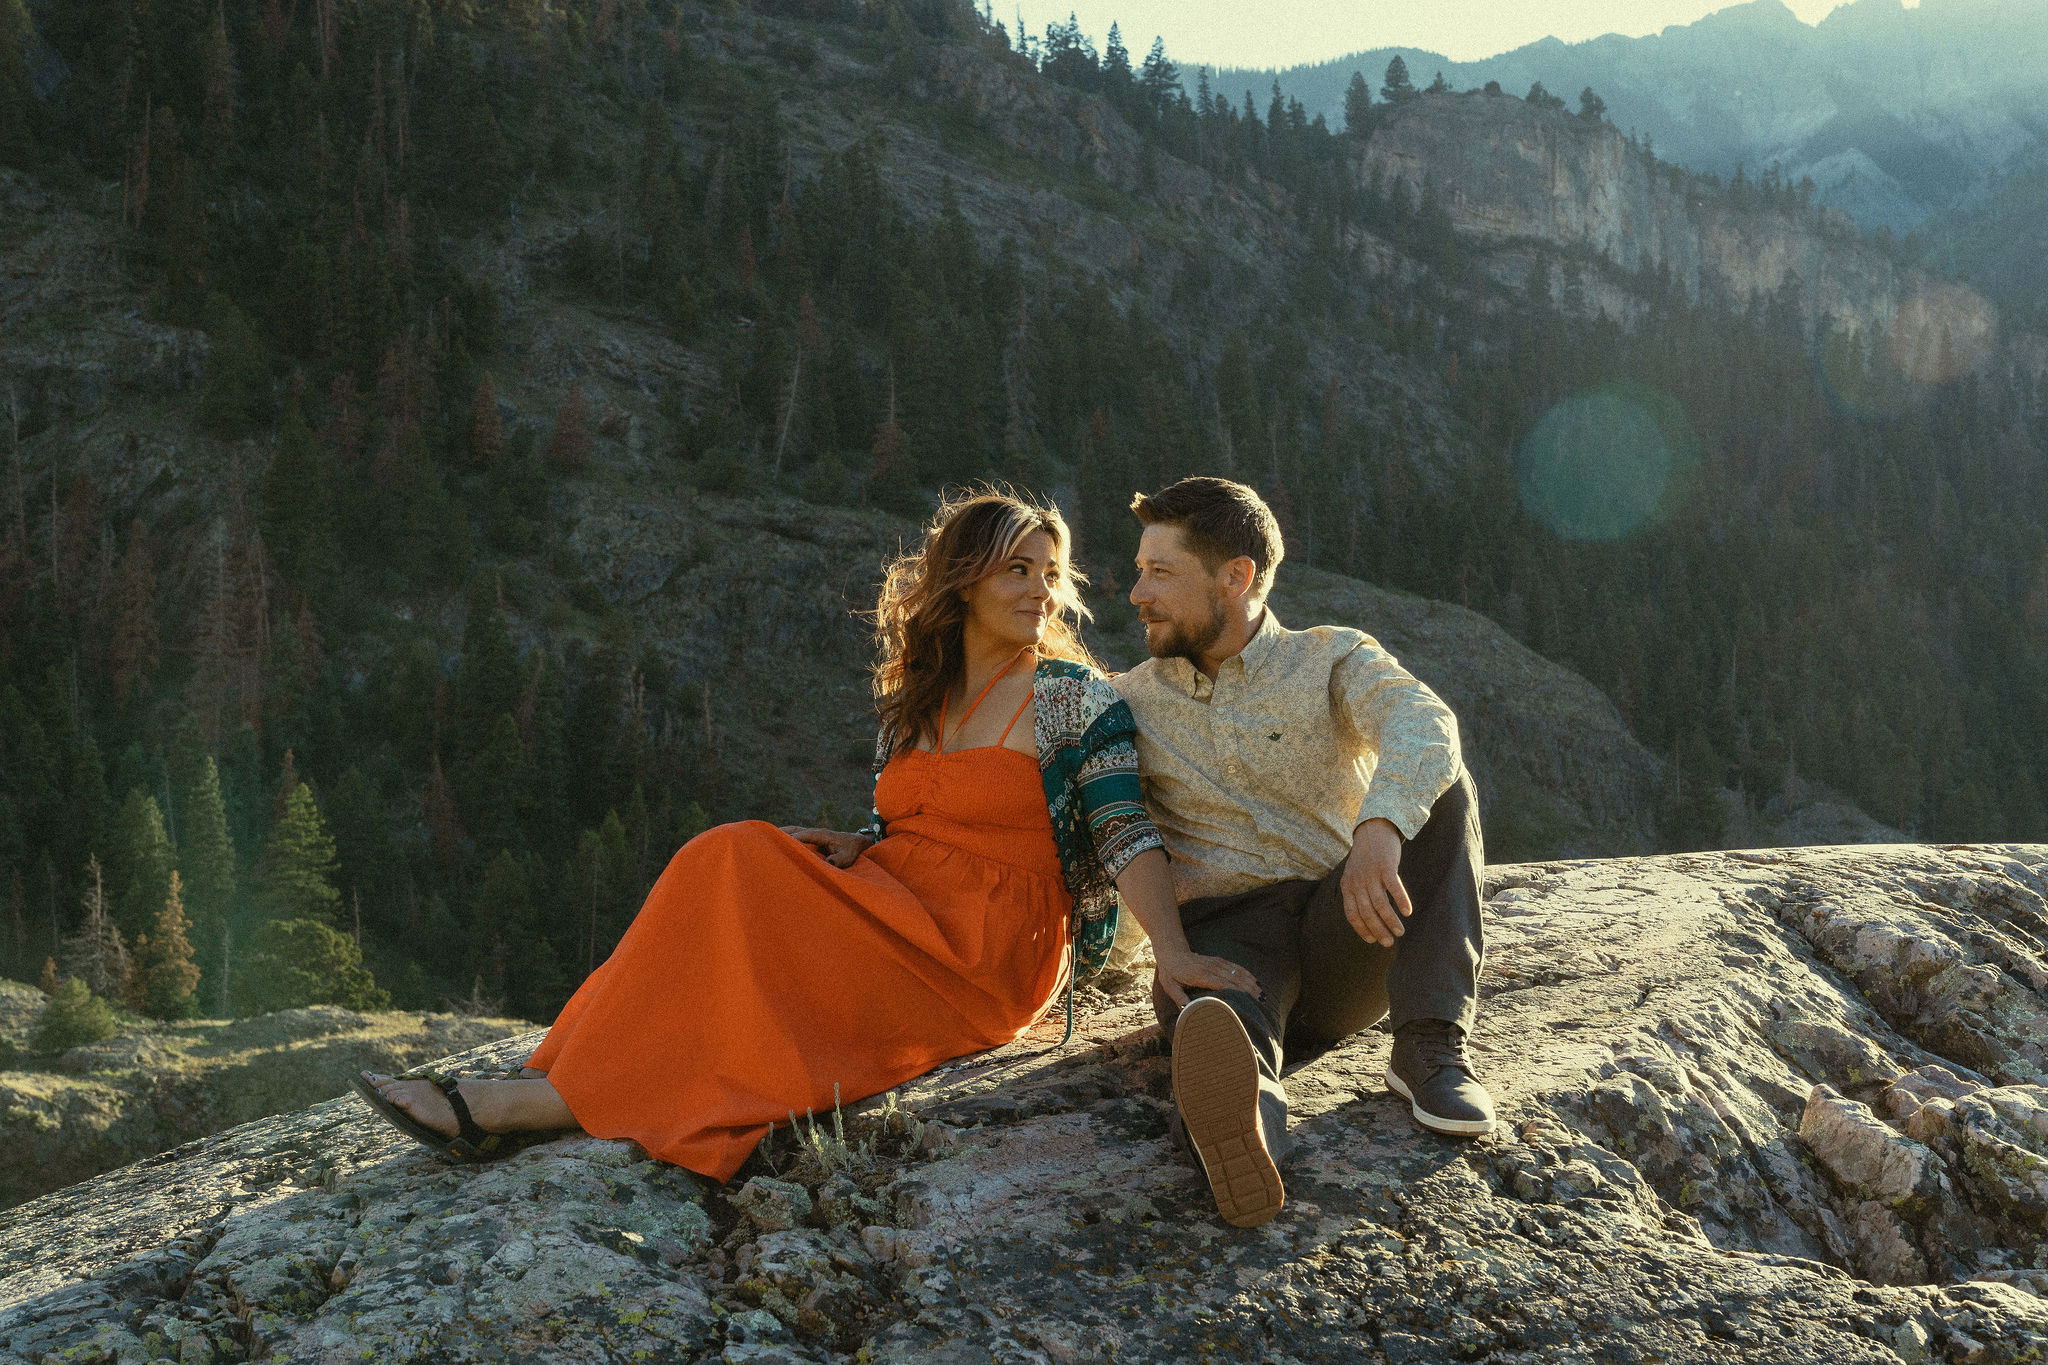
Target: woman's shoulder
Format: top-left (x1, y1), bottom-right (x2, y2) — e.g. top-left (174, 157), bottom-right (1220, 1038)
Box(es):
top-left (1034, 655), bottom-right (1117, 694)
top-left (1034, 657), bottom-right (1130, 727)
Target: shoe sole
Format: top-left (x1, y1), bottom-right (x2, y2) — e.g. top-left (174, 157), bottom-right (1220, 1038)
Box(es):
top-left (1172, 997), bottom-right (1284, 1228)
top-left (1385, 1066), bottom-right (1496, 1136)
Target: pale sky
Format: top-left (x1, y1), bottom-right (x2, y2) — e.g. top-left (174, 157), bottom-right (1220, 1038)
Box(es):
top-left (1009, 0), bottom-right (1912, 70)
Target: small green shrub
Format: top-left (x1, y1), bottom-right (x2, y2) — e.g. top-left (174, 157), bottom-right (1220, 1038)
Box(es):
top-left (29, 978), bottom-right (121, 1054)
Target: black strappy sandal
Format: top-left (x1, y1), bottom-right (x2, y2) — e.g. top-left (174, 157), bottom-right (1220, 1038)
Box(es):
top-left (351, 1071), bottom-right (511, 1163)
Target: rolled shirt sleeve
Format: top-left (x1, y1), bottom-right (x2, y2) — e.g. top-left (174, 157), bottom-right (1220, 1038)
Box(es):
top-left (1333, 639), bottom-right (1463, 841)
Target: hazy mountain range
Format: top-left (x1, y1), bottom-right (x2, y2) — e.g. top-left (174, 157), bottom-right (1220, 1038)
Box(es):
top-left (1211, 0), bottom-right (2048, 300)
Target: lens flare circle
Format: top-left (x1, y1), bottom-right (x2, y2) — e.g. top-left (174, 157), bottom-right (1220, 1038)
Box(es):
top-left (1817, 323), bottom-right (1911, 420)
top-left (1515, 382), bottom-right (1697, 542)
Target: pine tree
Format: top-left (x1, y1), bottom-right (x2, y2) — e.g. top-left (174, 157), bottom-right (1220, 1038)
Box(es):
top-left (454, 576), bottom-right (521, 760)
top-left (108, 519), bottom-right (161, 705)
top-left (259, 400), bottom-right (334, 599)
top-left (260, 781), bottom-right (340, 925)
top-left (469, 373), bottom-right (503, 470)
top-left (197, 0), bottom-right (234, 169)
top-left (525, 652), bottom-right (569, 853)
top-left (66, 737), bottom-right (112, 891)
top-left (545, 382), bottom-right (593, 470)
top-left (173, 750), bottom-right (237, 947)
top-left (1343, 71), bottom-right (1372, 136)
top-left (236, 914), bottom-right (387, 1014)
top-left (425, 751), bottom-right (466, 876)
top-left (1138, 37), bottom-right (1177, 113)
top-left (1381, 55), bottom-right (1416, 103)
top-left (109, 788), bottom-right (174, 939)
top-left (469, 847), bottom-right (529, 991)
top-left (461, 713), bottom-right (531, 851)
top-left (272, 747), bottom-right (300, 822)
top-left (198, 293), bottom-right (270, 438)
top-left (126, 870), bottom-right (201, 1018)
top-left (1102, 23), bottom-right (1131, 97)
top-left (325, 766), bottom-right (392, 928)
top-left (0, 0), bottom-right (35, 170)
top-left (59, 857), bottom-right (131, 1000)
top-left (1578, 87), bottom-right (1606, 122)
top-left (145, 107), bottom-right (209, 323)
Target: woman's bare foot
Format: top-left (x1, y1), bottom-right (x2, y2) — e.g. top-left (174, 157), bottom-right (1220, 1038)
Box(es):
top-left (359, 1071), bottom-right (580, 1138)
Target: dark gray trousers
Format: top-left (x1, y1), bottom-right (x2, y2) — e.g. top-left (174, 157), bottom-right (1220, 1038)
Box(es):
top-left (1154, 768), bottom-right (1486, 1144)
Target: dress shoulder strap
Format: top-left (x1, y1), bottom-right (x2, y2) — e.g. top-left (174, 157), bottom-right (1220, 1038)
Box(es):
top-left (937, 650), bottom-right (1028, 754)
top-left (996, 686), bottom-right (1034, 748)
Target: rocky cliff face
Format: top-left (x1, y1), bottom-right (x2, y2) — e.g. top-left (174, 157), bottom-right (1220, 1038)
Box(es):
top-left (1228, 0), bottom-right (2048, 243)
top-left (5, 844), bottom-right (2045, 1364)
top-left (1353, 94), bottom-right (1930, 338)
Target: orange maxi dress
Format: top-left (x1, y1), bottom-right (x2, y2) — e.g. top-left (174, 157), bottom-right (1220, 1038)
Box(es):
top-left (524, 689), bottom-right (1071, 1182)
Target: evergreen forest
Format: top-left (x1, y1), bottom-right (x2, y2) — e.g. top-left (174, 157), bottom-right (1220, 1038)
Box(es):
top-left (1, 0), bottom-right (2044, 1027)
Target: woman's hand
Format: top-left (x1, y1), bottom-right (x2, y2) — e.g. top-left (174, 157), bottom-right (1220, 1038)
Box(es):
top-left (779, 827), bottom-right (873, 868)
top-left (1152, 945), bottom-right (1262, 1008)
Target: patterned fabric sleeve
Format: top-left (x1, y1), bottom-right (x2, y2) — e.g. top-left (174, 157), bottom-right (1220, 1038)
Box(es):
top-left (860, 724), bottom-right (894, 843)
top-left (1074, 701), bottom-right (1165, 881)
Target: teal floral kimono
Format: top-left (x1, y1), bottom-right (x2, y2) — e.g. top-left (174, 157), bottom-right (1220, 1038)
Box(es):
top-left (867, 658), bottom-right (1163, 1039)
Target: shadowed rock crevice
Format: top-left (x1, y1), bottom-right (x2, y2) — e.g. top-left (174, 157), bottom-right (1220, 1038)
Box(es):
top-left (4, 846), bottom-right (2047, 1364)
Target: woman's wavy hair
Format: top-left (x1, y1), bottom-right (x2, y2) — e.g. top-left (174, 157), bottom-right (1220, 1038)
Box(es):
top-left (872, 486), bottom-right (1097, 757)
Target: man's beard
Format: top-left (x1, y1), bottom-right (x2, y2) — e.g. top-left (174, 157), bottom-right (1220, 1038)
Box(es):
top-left (1144, 599), bottom-right (1228, 663)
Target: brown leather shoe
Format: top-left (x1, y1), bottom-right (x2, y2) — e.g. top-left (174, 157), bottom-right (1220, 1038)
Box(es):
top-left (1171, 997), bottom-right (1284, 1228)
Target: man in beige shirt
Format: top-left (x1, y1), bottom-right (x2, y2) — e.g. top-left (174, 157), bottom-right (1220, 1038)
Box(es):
top-left (1114, 477), bottom-right (1489, 1229)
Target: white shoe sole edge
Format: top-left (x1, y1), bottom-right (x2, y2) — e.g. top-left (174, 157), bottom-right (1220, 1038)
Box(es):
top-left (1385, 1065), bottom-right (1496, 1136)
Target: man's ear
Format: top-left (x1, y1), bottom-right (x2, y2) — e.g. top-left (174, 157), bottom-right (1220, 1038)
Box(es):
top-left (1221, 556), bottom-right (1258, 603)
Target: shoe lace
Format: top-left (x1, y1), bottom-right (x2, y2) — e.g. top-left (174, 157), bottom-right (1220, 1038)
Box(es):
top-left (1402, 1020), bottom-right (1471, 1076)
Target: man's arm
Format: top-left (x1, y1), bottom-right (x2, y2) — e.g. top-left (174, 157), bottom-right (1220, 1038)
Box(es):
top-left (1331, 641), bottom-right (1462, 947)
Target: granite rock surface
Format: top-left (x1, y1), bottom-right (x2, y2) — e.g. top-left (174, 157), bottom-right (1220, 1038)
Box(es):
top-left (6, 844), bottom-right (2047, 1364)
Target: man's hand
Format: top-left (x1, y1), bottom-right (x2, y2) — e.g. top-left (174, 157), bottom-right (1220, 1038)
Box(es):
top-left (1342, 817), bottom-right (1412, 948)
top-left (1152, 945), bottom-right (1262, 1008)
top-left (779, 827), bottom-right (873, 868)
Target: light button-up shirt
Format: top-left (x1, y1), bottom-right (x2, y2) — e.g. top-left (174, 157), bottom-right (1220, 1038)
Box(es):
top-left (1113, 608), bottom-right (1463, 904)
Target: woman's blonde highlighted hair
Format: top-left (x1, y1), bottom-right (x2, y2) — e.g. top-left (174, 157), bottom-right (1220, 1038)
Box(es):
top-left (872, 486), bottom-right (1098, 757)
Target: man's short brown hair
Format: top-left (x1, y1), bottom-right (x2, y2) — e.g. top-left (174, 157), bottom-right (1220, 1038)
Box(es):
top-left (1130, 477), bottom-right (1285, 596)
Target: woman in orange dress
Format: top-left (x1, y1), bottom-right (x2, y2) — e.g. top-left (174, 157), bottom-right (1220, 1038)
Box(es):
top-left (357, 490), bottom-right (1254, 1182)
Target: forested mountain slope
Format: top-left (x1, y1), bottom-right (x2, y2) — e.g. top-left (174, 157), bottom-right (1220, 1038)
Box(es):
top-left (0, 0), bottom-right (2032, 1038)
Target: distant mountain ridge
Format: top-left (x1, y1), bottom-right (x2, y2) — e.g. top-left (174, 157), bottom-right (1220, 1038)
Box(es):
top-left (1210, 0), bottom-right (2048, 292)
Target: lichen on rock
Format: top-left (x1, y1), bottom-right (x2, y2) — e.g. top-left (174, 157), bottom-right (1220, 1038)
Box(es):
top-left (6, 845), bottom-right (2048, 1363)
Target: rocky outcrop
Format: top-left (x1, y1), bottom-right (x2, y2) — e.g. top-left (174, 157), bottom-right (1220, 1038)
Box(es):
top-left (1353, 94), bottom-right (1927, 337)
top-left (0, 987), bottom-right (532, 1213)
top-left (0, 173), bottom-right (209, 425)
top-left (5, 844), bottom-right (2045, 1363)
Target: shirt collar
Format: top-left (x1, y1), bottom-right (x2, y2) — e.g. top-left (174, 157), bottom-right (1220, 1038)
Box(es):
top-left (1163, 606), bottom-right (1284, 695)
top-left (1233, 606), bottom-right (1286, 681)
